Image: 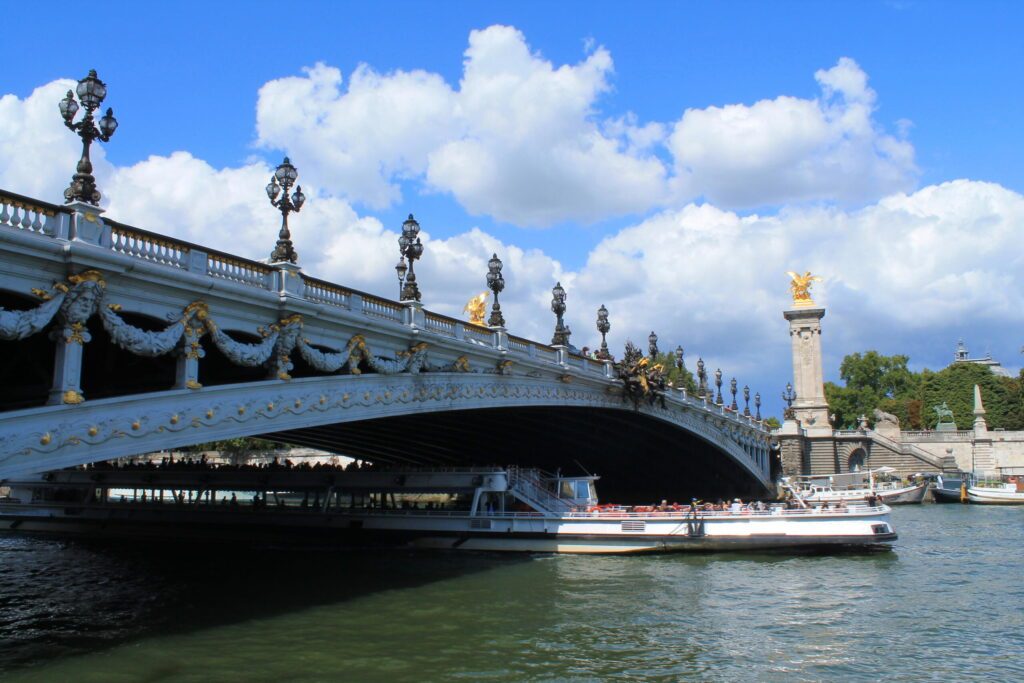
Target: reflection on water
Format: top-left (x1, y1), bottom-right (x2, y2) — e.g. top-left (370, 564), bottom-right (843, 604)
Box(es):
top-left (1, 506), bottom-right (1023, 682)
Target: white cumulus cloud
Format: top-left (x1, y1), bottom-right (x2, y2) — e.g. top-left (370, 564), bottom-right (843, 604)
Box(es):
top-left (667, 57), bottom-right (917, 209)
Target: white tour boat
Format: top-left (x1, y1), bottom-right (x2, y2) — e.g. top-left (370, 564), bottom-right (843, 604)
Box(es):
top-left (0, 465), bottom-right (897, 553)
top-left (783, 467), bottom-right (927, 505)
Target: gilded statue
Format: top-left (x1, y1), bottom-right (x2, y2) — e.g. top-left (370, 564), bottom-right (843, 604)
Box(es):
top-left (463, 292), bottom-right (488, 325)
top-left (786, 271), bottom-right (822, 307)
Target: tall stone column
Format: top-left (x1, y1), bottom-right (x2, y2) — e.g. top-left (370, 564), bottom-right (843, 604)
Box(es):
top-left (783, 307), bottom-right (832, 436)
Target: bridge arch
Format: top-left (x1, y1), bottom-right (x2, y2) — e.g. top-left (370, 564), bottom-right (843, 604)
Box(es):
top-left (0, 372), bottom-right (771, 501)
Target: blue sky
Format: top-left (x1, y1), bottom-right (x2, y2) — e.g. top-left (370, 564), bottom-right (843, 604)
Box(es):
top-left (2, 1), bottom-right (1023, 419)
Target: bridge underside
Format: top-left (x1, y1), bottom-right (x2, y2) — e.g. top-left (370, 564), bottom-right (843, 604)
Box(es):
top-left (263, 406), bottom-right (768, 503)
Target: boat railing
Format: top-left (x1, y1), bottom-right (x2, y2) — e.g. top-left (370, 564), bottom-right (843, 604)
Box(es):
top-left (563, 505), bottom-right (889, 519)
top-left (6, 499), bottom-right (889, 518)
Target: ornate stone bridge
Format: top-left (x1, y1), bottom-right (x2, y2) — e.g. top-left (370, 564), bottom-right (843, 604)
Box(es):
top-left (0, 188), bottom-right (773, 501)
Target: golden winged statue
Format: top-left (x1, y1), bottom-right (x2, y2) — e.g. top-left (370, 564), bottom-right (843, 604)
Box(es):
top-left (786, 271), bottom-right (822, 307)
top-left (463, 292), bottom-right (489, 325)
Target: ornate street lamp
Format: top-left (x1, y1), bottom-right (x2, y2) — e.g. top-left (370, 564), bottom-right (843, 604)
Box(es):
top-left (715, 368), bottom-right (723, 405)
top-left (648, 331), bottom-right (659, 359)
top-left (266, 157), bottom-right (305, 263)
top-left (394, 257), bottom-right (408, 300)
top-left (486, 253), bottom-right (505, 327)
top-left (743, 385), bottom-right (751, 417)
top-left (398, 214), bottom-right (424, 301)
top-left (59, 69), bottom-right (118, 205)
top-left (782, 382), bottom-right (797, 419)
top-left (595, 305), bottom-right (611, 360)
top-left (550, 282), bottom-right (571, 346)
top-left (697, 358), bottom-right (707, 398)
top-left (675, 346), bottom-right (685, 372)
top-left (755, 392), bottom-right (762, 421)
top-left (728, 378), bottom-right (738, 411)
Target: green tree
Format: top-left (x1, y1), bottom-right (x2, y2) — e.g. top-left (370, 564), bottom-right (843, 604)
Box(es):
top-left (825, 350), bottom-right (1023, 431)
top-left (825, 351), bottom-right (917, 428)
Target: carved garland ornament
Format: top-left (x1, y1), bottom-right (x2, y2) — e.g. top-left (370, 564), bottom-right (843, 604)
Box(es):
top-left (0, 270), bottom-right (489, 402)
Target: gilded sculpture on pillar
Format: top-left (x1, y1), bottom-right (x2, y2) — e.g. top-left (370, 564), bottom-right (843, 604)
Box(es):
top-left (786, 271), bottom-right (822, 308)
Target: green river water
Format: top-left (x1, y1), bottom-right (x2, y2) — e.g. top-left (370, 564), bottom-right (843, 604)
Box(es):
top-left (1, 505), bottom-right (1022, 682)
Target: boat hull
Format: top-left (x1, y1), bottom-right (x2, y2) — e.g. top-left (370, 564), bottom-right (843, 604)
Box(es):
top-left (931, 487), bottom-right (965, 504)
top-left (965, 487), bottom-right (1024, 504)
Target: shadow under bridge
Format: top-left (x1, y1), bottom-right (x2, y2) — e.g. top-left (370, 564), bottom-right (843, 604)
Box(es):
top-left (267, 405), bottom-right (770, 503)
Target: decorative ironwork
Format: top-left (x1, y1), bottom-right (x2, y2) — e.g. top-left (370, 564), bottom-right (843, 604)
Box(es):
top-left (394, 257), bottom-right (407, 299)
top-left (595, 305), bottom-right (611, 360)
top-left (398, 214), bottom-right (423, 301)
top-left (729, 377), bottom-right (738, 411)
top-left (782, 382), bottom-right (796, 420)
top-left (550, 282), bottom-right (570, 346)
top-left (648, 331), bottom-right (658, 359)
top-left (486, 253), bottom-right (505, 327)
top-left (714, 368), bottom-right (723, 405)
top-left (266, 157), bottom-right (305, 264)
top-left (696, 357), bottom-right (707, 399)
top-left (59, 70), bottom-right (118, 205)
top-left (743, 385), bottom-right (751, 417)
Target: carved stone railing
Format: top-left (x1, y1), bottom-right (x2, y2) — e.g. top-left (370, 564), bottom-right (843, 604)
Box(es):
top-left (0, 189), bottom-right (66, 236)
top-left (506, 336), bottom-right (531, 355)
top-left (207, 252), bottom-right (272, 289)
top-left (423, 311), bottom-right (458, 338)
top-left (361, 295), bottom-right (403, 322)
top-left (462, 324), bottom-right (494, 346)
top-left (303, 276), bottom-right (352, 309)
top-left (533, 345), bottom-right (559, 363)
top-left (899, 430), bottom-right (974, 441)
top-left (109, 221), bottom-right (190, 269)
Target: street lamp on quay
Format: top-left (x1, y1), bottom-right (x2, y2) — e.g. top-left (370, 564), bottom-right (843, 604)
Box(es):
top-left (595, 305), bottom-right (611, 360)
top-left (266, 157), bottom-right (305, 264)
top-left (59, 70), bottom-right (118, 205)
top-left (782, 382), bottom-right (797, 418)
top-left (550, 282), bottom-right (571, 347)
top-left (398, 214), bottom-right (424, 302)
top-left (486, 253), bottom-right (505, 328)
top-left (394, 257), bottom-right (408, 300)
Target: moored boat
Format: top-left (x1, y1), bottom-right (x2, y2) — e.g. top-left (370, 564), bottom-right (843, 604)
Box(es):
top-left (0, 465), bottom-right (897, 553)
top-left (933, 473), bottom-right (968, 503)
top-left (783, 467), bottom-right (927, 505)
top-left (966, 475), bottom-right (1024, 504)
